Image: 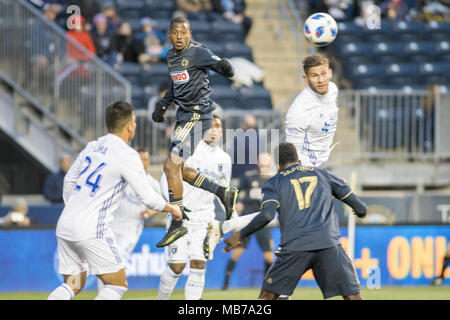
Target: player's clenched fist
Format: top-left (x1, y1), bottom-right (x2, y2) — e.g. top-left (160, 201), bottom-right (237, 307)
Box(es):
top-left (223, 232), bottom-right (243, 252)
top-left (164, 203), bottom-right (183, 221)
top-left (152, 101), bottom-right (167, 122)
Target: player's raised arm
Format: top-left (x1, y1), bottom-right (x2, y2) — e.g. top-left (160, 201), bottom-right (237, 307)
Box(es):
top-left (325, 169), bottom-right (367, 218)
top-left (120, 150), bottom-right (182, 220)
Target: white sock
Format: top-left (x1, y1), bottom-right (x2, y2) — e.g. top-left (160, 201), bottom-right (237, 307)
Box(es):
top-left (47, 283), bottom-right (75, 300)
top-left (97, 278), bottom-right (104, 292)
top-left (185, 268), bottom-right (205, 300)
top-left (94, 285), bottom-right (128, 300)
top-left (158, 266), bottom-right (181, 300)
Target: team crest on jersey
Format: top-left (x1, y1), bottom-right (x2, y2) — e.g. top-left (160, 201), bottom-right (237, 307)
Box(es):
top-left (171, 246), bottom-right (178, 255)
top-left (321, 114), bottom-right (338, 133)
top-left (181, 58), bottom-right (189, 67)
top-left (170, 69), bottom-right (190, 84)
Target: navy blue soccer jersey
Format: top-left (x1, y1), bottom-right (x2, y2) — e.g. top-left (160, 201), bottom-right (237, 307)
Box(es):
top-left (160, 40), bottom-right (223, 115)
top-left (261, 164), bottom-right (353, 251)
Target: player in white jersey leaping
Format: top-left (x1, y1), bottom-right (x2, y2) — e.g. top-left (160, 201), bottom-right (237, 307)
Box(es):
top-left (157, 114), bottom-right (232, 300)
top-left (47, 101), bottom-right (182, 300)
top-left (218, 54), bottom-right (341, 244)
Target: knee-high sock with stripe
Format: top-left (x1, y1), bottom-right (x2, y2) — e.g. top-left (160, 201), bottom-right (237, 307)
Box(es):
top-left (47, 283), bottom-right (75, 300)
top-left (185, 268), bottom-right (205, 300)
top-left (158, 266), bottom-right (181, 300)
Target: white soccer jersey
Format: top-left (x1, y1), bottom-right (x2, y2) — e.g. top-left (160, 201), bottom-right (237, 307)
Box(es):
top-left (285, 81), bottom-right (339, 167)
top-left (160, 139), bottom-right (232, 224)
top-left (56, 134), bottom-right (167, 241)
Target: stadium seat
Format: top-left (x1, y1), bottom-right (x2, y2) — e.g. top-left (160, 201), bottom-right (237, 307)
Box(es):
top-left (418, 62), bottom-right (450, 84)
top-left (372, 42), bottom-right (403, 63)
top-left (140, 63), bottom-right (170, 87)
top-left (210, 21), bottom-right (244, 42)
top-left (335, 21), bottom-right (363, 42)
top-left (435, 40), bottom-right (450, 60)
top-left (347, 63), bottom-right (385, 80)
top-left (190, 20), bottom-right (211, 42)
top-left (125, 18), bottom-right (142, 33)
top-left (424, 21), bottom-right (450, 41)
top-left (237, 85), bottom-right (273, 110)
top-left (154, 19), bottom-right (171, 34)
top-left (115, 0), bottom-right (145, 19)
top-left (131, 86), bottom-right (146, 109)
top-left (335, 42), bottom-right (373, 64)
top-left (362, 20), bottom-right (393, 42)
top-left (402, 41), bottom-right (435, 62)
top-left (114, 62), bottom-right (142, 86)
top-left (211, 85), bottom-right (239, 109)
top-left (202, 41), bottom-right (225, 58)
top-left (223, 42), bottom-right (253, 61)
top-left (384, 63), bottom-right (419, 86)
top-left (392, 20), bottom-right (424, 41)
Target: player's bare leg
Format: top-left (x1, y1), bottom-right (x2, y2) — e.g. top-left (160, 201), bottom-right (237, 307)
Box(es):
top-left (258, 287), bottom-right (279, 300)
top-left (47, 272), bottom-right (87, 300)
top-left (344, 293), bottom-right (363, 300)
top-left (95, 268), bottom-right (128, 300)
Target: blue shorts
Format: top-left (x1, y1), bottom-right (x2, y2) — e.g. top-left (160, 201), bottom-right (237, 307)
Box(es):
top-left (169, 108), bottom-right (213, 160)
top-left (263, 244), bottom-right (361, 299)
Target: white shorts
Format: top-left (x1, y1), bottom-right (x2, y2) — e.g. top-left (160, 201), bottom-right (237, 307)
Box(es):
top-left (165, 221), bottom-right (208, 263)
top-left (57, 236), bottom-right (125, 275)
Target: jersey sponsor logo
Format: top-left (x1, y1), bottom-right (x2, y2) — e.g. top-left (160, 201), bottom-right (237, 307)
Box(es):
top-left (170, 69), bottom-right (190, 84)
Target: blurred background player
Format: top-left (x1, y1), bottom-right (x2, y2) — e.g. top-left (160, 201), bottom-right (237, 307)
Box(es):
top-left (96, 148), bottom-right (162, 291)
top-left (224, 142), bottom-right (367, 300)
top-left (48, 101), bottom-right (182, 300)
top-left (157, 114), bottom-right (232, 300)
top-left (43, 155), bottom-right (72, 204)
top-left (0, 198), bottom-right (31, 227)
top-left (222, 152), bottom-right (275, 291)
top-left (431, 248), bottom-right (450, 286)
top-left (151, 17), bottom-right (237, 248)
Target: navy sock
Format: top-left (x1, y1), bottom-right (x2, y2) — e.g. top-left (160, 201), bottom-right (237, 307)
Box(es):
top-left (190, 173), bottom-right (223, 197)
top-left (441, 255), bottom-right (450, 277)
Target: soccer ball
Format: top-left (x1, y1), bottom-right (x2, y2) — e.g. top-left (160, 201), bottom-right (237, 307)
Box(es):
top-left (303, 13), bottom-right (338, 47)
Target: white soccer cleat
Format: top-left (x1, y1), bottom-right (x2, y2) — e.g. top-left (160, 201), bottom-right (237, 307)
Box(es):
top-left (203, 220), bottom-right (222, 260)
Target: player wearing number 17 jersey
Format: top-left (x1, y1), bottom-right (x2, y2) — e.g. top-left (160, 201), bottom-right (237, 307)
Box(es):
top-left (48, 102), bottom-right (182, 300)
top-left (224, 142), bottom-right (367, 300)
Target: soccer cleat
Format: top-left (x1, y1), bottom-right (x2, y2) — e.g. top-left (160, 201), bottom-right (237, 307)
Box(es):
top-left (431, 276), bottom-right (444, 286)
top-left (223, 187), bottom-right (238, 220)
top-left (156, 207), bottom-right (190, 248)
top-left (203, 221), bottom-right (222, 260)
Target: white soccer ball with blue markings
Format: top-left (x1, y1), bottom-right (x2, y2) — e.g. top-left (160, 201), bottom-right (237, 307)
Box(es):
top-left (303, 13), bottom-right (338, 47)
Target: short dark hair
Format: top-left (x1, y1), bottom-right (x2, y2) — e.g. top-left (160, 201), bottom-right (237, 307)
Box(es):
top-left (135, 147), bottom-right (149, 154)
top-left (302, 54), bottom-right (329, 75)
top-left (170, 16), bottom-right (190, 30)
top-left (105, 101), bottom-right (134, 133)
top-left (274, 142), bottom-right (299, 169)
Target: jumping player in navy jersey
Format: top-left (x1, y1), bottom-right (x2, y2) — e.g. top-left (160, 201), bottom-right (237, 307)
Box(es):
top-left (224, 142), bottom-right (367, 300)
top-left (152, 17), bottom-right (238, 248)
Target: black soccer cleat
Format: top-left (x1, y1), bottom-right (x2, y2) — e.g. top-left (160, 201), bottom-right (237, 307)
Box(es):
top-left (431, 276), bottom-right (444, 286)
top-left (156, 207), bottom-right (190, 248)
top-left (223, 187), bottom-right (238, 220)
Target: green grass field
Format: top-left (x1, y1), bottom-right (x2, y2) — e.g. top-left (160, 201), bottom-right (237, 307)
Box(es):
top-left (1, 286), bottom-right (449, 300)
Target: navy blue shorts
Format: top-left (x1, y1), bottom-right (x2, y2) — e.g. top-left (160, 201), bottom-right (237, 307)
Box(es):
top-left (169, 108), bottom-right (213, 160)
top-left (239, 227), bottom-right (274, 252)
top-left (263, 245), bottom-right (361, 299)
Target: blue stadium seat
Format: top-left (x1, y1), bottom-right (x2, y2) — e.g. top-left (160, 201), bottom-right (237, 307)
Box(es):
top-left (237, 85), bottom-right (273, 110)
top-left (435, 40), bottom-right (450, 60)
top-left (131, 86), bottom-right (146, 109)
top-left (392, 20), bottom-right (424, 41)
top-left (223, 42), bottom-right (253, 60)
top-left (190, 20), bottom-right (211, 42)
top-left (210, 21), bottom-right (244, 42)
top-left (384, 63), bottom-right (419, 85)
top-left (372, 42), bottom-right (403, 63)
top-left (335, 42), bottom-right (373, 64)
top-left (115, 0), bottom-right (145, 19)
top-left (347, 63), bottom-right (385, 80)
top-left (335, 21), bottom-right (363, 42)
top-left (402, 41), bottom-right (435, 62)
top-left (202, 41), bottom-right (225, 58)
top-left (424, 21), bottom-right (450, 41)
top-left (125, 18), bottom-right (142, 33)
top-left (362, 20), bottom-right (394, 42)
top-left (418, 62), bottom-right (450, 84)
top-left (114, 62), bottom-right (142, 86)
top-left (140, 63), bottom-right (171, 87)
top-left (154, 19), bottom-right (171, 34)
top-left (211, 85), bottom-right (239, 109)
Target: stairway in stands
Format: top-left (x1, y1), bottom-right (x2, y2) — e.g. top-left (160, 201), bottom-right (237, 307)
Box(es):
top-left (245, 0), bottom-right (307, 111)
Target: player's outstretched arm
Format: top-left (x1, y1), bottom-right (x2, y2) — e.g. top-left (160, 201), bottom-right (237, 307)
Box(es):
top-left (211, 59), bottom-right (234, 78)
top-left (152, 84), bottom-right (174, 122)
top-left (341, 193), bottom-right (367, 218)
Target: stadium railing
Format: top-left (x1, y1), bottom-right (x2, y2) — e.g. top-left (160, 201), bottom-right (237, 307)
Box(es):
top-left (0, 0), bottom-right (131, 145)
top-left (336, 89), bottom-right (450, 162)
